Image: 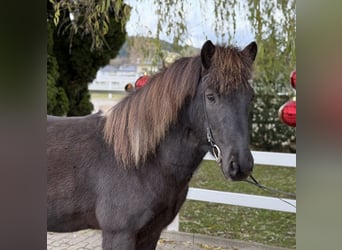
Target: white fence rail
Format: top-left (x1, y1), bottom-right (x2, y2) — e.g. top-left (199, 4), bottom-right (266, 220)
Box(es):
top-left (167, 151), bottom-right (296, 231)
top-left (204, 151), bottom-right (296, 167)
top-left (89, 72), bottom-right (139, 92)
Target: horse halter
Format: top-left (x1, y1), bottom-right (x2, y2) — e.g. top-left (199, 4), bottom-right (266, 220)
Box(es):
top-left (201, 75), bottom-right (222, 166)
top-left (206, 127), bottom-right (222, 166)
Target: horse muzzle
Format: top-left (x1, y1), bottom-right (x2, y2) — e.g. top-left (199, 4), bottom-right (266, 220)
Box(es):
top-left (221, 151), bottom-right (254, 181)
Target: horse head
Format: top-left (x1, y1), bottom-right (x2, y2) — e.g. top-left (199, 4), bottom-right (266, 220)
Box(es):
top-left (192, 40), bottom-right (257, 181)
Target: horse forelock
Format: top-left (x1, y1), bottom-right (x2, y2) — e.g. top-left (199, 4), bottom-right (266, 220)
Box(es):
top-left (103, 56), bottom-right (201, 168)
top-left (208, 45), bottom-right (254, 94)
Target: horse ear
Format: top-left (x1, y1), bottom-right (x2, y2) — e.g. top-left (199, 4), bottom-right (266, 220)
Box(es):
top-left (242, 41), bottom-right (257, 62)
top-left (201, 40), bottom-right (215, 69)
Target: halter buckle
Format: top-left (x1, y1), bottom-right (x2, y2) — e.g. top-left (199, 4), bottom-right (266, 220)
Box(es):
top-left (212, 144), bottom-right (222, 165)
top-left (206, 128), bottom-right (222, 165)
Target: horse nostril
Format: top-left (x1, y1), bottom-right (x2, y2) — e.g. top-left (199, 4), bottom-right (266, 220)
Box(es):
top-left (229, 161), bottom-right (239, 177)
top-left (228, 160), bottom-right (252, 181)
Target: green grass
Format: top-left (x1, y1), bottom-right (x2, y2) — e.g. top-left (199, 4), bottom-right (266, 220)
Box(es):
top-left (179, 160), bottom-right (296, 249)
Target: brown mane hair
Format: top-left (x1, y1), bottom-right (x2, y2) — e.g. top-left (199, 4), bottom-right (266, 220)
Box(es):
top-left (103, 44), bottom-right (254, 167)
top-left (207, 45), bottom-right (254, 94)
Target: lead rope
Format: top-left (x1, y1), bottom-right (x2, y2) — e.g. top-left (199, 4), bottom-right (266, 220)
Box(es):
top-left (244, 174), bottom-right (296, 209)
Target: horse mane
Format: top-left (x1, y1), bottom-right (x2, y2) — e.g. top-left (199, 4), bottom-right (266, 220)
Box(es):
top-left (103, 44), bottom-right (254, 168)
top-left (208, 45), bottom-right (254, 94)
top-left (103, 56), bottom-right (201, 167)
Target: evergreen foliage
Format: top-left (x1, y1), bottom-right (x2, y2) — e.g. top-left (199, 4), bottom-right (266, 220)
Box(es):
top-left (47, 21), bottom-right (69, 115)
top-left (248, 1), bottom-right (296, 152)
top-left (47, 1), bottom-right (128, 116)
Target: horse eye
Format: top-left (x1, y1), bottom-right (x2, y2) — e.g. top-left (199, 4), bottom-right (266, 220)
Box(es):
top-left (206, 94), bottom-right (215, 102)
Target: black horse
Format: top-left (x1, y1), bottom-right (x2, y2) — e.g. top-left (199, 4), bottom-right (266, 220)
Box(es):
top-left (47, 40), bottom-right (257, 250)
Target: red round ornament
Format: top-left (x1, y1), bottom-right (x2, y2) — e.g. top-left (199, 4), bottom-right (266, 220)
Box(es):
top-left (135, 75), bottom-right (149, 89)
top-left (278, 100), bottom-right (296, 127)
top-left (290, 70), bottom-right (296, 89)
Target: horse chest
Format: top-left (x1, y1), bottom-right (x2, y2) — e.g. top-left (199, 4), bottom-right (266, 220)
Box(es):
top-left (137, 182), bottom-right (189, 240)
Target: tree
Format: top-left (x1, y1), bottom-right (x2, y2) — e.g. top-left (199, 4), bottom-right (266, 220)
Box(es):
top-left (47, 21), bottom-right (70, 115)
top-left (247, 0), bottom-right (296, 152)
top-left (47, 0), bottom-right (129, 116)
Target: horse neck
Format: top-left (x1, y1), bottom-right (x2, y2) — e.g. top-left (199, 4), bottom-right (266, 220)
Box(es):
top-left (156, 119), bottom-right (208, 185)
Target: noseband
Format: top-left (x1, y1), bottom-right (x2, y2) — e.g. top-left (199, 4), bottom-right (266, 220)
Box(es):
top-left (201, 75), bottom-right (222, 166)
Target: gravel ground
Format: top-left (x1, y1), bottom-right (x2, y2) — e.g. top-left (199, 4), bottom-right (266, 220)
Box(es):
top-left (47, 230), bottom-right (290, 250)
